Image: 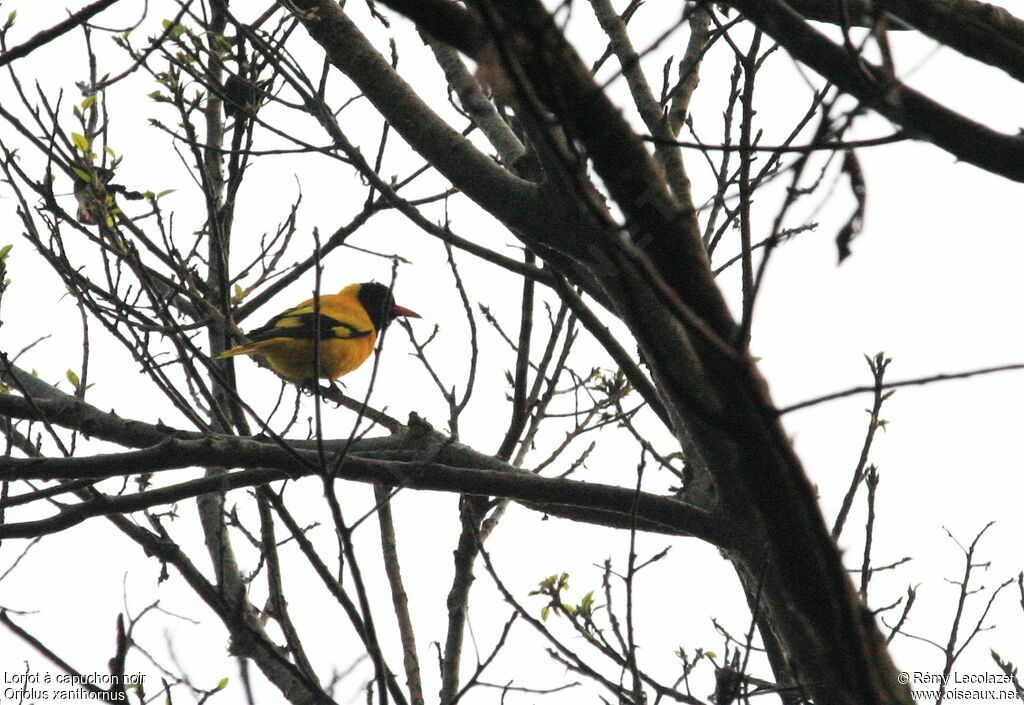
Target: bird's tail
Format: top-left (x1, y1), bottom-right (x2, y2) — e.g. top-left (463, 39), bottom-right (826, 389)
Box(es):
top-left (216, 342), bottom-right (264, 359)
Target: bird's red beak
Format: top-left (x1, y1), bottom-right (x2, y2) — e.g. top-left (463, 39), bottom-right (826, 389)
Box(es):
top-left (392, 304), bottom-right (420, 319)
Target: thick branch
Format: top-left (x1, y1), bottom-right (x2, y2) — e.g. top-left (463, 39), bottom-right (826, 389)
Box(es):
top-left (379, 0), bottom-right (486, 57)
top-left (425, 36), bottom-right (526, 166)
top-left (727, 0), bottom-right (1024, 182)
top-left (464, 3), bottom-right (913, 704)
top-left (785, 0), bottom-right (904, 26)
top-left (375, 0), bottom-right (914, 53)
top-left (282, 0), bottom-right (571, 244)
top-left (878, 0), bottom-right (1024, 83)
top-left (0, 439), bottom-right (728, 544)
top-left (589, 0), bottom-right (693, 203)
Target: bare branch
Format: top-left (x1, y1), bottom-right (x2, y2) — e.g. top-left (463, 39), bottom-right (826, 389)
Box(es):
top-left (779, 362), bottom-right (1024, 416)
top-left (0, 0), bottom-right (124, 68)
top-left (726, 0), bottom-right (1024, 182)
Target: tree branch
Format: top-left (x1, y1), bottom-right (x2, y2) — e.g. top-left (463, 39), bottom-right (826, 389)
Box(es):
top-left (0, 0), bottom-right (124, 68)
top-left (726, 0), bottom-right (1024, 182)
top-left (467, 4), bottom-right (914, 703)
top-left (778, 361), bottom-right (1024, 415)
top-left (877, 0), bottom-right (1024, 84)
top-left (374, 486), bottom-right (425, 705)
top-left (282, 0), bottom-right (557, 241)
top-left (0, 438), bottom-right (728, 545)
top-left (589, 0), bottom-right (693, 203)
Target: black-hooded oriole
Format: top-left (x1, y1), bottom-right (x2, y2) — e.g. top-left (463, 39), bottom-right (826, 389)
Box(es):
top-left (217, 282), bottom-right (419, 380)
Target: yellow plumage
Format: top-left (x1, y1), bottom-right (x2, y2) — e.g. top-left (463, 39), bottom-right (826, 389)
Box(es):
top-left (217, 282), bottom-right (419, 381)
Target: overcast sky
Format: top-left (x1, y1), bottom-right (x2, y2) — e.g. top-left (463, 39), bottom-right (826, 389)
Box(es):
top-left (0, 2), bottom-right (1021, 703)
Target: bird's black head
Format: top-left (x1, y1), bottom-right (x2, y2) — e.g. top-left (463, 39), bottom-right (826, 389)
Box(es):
top-left (357, 282), bottom-right (420, 331)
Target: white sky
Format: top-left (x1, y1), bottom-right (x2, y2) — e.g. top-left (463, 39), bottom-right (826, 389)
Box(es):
top-left (0, 2), bottom-right (1021, 704)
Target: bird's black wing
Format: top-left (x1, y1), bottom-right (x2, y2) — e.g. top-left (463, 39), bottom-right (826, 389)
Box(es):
top-left (247, 309), bottom-right (372, 342)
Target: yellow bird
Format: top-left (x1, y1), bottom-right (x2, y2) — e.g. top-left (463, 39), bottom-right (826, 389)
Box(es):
top-left (217, 282), bottom-right (420, 380)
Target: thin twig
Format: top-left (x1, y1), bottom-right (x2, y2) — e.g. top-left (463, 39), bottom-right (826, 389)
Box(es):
top-left (779, 363), bottom-right (1024, 416)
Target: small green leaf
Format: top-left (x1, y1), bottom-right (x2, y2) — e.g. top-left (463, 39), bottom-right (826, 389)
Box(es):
top-left (81, 94), bottom-right (97, 109)
top-left (214, 677), bottom-right (229, 691)
top-left (71, 132), bottom-right (91, 152)
top-left (3, 10), bottom-right (17, 30)
top-left (66, 369), bottom-right (81, 389)
top-left (233, 284), bottom-right (245, 301)
top-left (156, 188), bottom-right (176, 198)
top-left (71, 167), bottom-right (92, 183)
top-left (161, 19), bottom-right (187, 38)
top-left (540, 606), bottom-right (550, 621)
top-left (0, 244), bottom-right (12, 262)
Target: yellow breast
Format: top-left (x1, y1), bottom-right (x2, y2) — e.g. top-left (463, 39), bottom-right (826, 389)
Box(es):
top-left (256, 333), bottom-right (378, 380)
